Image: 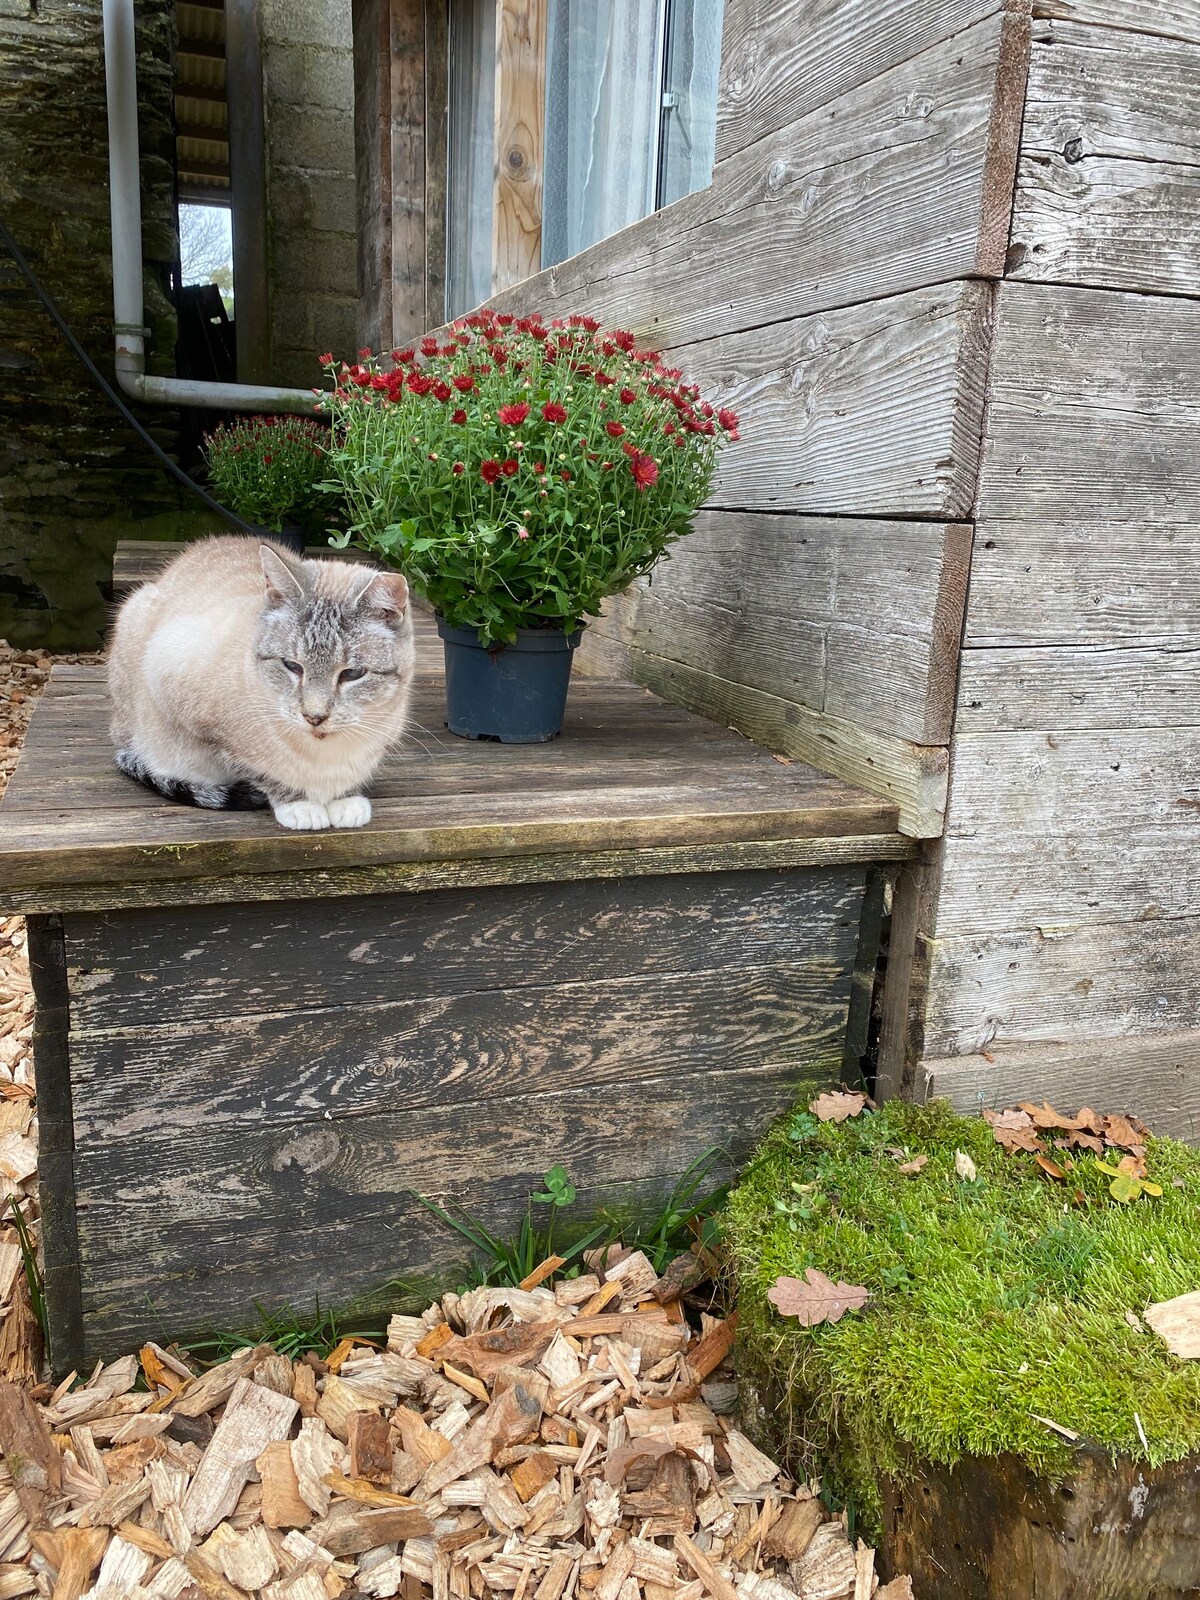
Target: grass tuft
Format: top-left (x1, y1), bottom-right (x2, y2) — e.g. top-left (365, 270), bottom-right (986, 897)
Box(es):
top-left (727, 1098), bottom-right (1200, 1531)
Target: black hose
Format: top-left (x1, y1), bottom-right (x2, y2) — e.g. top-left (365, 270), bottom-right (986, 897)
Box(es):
top-left (0, 209), bottom-right (258, 534)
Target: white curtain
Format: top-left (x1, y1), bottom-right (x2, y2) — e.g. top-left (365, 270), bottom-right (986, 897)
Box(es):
top-left (660, 0), bottom-right (724, 208)
top-left (542, 0), bottom-right (666, 270)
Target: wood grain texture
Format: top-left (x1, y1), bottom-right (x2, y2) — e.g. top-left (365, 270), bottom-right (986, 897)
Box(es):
top-left (921, 1028), bottom-right (1200, 1144)
top-left (580, 632), bottom-right (949, 839)
top-left (977, 282), bottom-right (1200, 522)
top-left (72, 1064), bottom-right (819, 1355)
top-left (715, 0), bottom-right (1005, 159)
top-left (956, 643), bottom-right (1200, 730)
top-left (935, 729), bottom-right (1200, 936)
top-left (920, 914), bottom-right (1200, 1055)
top-left (389, 0), bottom-right (428, 342)
top-left (351, 0), bottom-right (393, 352)
top-left (1010, 21), bottom-right (1200, 294)
top-left (585, 512), bottom-right (972, 746)
top-left (491, 0), bottom-right (546, 293)
top-left (1031, 0), bottom-right (1200, 44)
top-left (489, 15), bottom-right (1026, 348)
top-left (962, 521), bottom-right (1200, 646)
top-left (424, 0), bottom-right (449, 323)
top-left (0, 663), bottom-right (899, 904)
top-left (62, 868), bottom-right (859, 1029)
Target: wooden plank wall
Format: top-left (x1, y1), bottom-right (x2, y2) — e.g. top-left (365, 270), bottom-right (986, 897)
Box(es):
top-left (917, 5), bottom-right (1200, 1134)
top-left (479, 0), bottom-right (1031, 839)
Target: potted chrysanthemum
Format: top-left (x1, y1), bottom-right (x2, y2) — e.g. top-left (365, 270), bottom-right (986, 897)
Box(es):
top-left (203, 415), bottom-right (339, 554)
top-left (320, 313), bottom-right (739, 743)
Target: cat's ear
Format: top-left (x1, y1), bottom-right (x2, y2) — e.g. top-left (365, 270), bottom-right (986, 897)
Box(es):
top-left (260, 546), bottom-right (305, 606)
top-left (355, 569), bottom-right (409, 623)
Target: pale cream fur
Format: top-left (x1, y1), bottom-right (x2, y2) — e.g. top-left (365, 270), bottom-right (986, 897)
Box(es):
top-left (108, 537), bottom-right (414, 830)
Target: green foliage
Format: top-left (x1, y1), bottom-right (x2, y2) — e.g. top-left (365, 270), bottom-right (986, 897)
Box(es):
top-left (728, 1099), bottom-right (1200, 1531)
top-left (320, 312), bottom-right (739, 646)
top-left (204, 415), bottom-right (339, 535)
top-left (3, 1196), bottom-right (46, 1349)
top-left (182, 1298), bottom-right (385, 1364)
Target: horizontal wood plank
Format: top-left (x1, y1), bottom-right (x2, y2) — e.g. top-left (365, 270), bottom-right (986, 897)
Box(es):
top-left (63, 867), bottom-right (860, 1030)
top-left (935, 728), bottom-right (1200, 936)
top-left (956, 643), bottom-right (1200, 730)
top-left (921, 1027), bottom-right (1200, 1144)
top-left (978, 282), bottom-right (1200, 523)
top-left (588, 513), bottom-right (971, 746)
top-left (1031, 0), bottom-right (1200, 45)
top-left (715, 0), bottom-right (1005, 159)
top-left (919, 914), bottom-right (1200, 1055)
top-left (580, 632), bottom-right (949, 839)
top-left (488, 15), bottom-right (1022, 348)
top-left (1011, 21), bottom-right (1200, 294)
top-left (962, 521), bottom-right (1200, 646)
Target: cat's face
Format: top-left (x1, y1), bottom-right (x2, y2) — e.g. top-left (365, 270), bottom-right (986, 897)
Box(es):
top-left (255, 547), bottom-right (413, 740)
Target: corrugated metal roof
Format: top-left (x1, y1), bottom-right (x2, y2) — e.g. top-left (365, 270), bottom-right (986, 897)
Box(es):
top-left (176, 0), bottom-right (229, 194)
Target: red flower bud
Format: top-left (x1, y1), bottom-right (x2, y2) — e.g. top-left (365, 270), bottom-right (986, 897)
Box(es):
top-left (542, 402), bottom-right (567, 424)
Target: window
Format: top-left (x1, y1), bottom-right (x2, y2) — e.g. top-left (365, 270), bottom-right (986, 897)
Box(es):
top-left (446, 0), bottom-right (724, 320)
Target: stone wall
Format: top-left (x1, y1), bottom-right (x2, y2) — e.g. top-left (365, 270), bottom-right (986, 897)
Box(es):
top-left (261, 0), bottom-right (359, 386)
top-left (0, 0), bottom-right (198, 649)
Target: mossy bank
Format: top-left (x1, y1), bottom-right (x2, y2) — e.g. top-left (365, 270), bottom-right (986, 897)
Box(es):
top-left (727, 1098), bottom-right (1200, 1532)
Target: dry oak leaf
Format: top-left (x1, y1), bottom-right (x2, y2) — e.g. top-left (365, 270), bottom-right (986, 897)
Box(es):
top-left (1144, 1291), bottom-right (1200, 1360)
top-left (983, 1108), bottom-right (1045, 1155)
top-left (1035, 1154), bottom-right (1069, 1182)
top-left (896, 1155), bottom-right (928, 1176)
top-left (1102, 1113), bottom-right (1148, 1156)
top-left (768, 1269), bottom-right (869, 1328)
top-left (809, 1090), bottom-right (867, 1124)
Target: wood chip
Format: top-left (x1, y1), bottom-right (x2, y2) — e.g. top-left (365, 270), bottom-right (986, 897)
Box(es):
top-left (183, 1377), bottom-right (299, 1536)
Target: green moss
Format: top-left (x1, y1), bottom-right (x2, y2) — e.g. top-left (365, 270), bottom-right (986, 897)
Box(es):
top-left (727, 1099), bottom-right (1200, 1530)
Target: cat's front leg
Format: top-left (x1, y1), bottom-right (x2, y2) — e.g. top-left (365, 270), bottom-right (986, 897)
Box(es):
top-left (273, 799), bottom-right (332, 830)
top-left (326, 794), bottom-right (372, 828)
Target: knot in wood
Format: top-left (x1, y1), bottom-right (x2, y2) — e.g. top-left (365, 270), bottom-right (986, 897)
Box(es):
top-left (506, 146), bottom-right (526, 174)
top-left (1062, 137), bottom-right (1084, 164)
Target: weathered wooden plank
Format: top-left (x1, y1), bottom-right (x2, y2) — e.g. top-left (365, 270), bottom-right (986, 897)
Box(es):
top-left (683, 282), bottom-right (992, 518)
top-left (490, 15), bottom-right (1026, 348)
top-left (389, 0), bottom-right (427, 343)
top-left (491, 0), bottom-right (546, 293)
top-left (71, 1059), bottom-right (813, 1239)
top-left (935, 728), bottom-right (1200, 936)
top-left (920, 913), bottom-right (1200, 1055)
top-left (978, 282), bottom-right (1200, 523)
top-left (424, 0), bottom-right (449, 325)
top-left (962, 521), bottom-right (1200, 646)
top-left (956, 643), bottom-right (1200, 730)
top-left (1010, 21), bottom-right (1200, 294)
top-left (589, 513), bottom-right (971, 746)
top-left (715, 0), bottom-right (1005, 159)
top-left (580, 633), bottom-right (949, 839)
top-left (921, 1027), bottom-right (1200, 1144)
top-left (69, 960), bottom-right (853, 1144)
top-left (1031, 0), bottom-right (1200, 45)
top-left (63, 868), bottom-right (859, 1029)
top-left (351, 0), bottom-right (393, 353)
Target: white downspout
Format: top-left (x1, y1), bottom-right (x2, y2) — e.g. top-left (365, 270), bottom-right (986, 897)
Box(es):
top-left (102, 0), bottom-right (318, 414)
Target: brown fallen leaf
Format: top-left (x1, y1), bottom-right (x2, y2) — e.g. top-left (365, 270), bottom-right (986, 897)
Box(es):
top-left (983, 1108), bottom-right (1044, 1155)
top-left (604, 1436), bottom-right (677, 1486)
top-left (767, 1270), bottom-right (869, 1328)
top-left (1144, 1291), bottom-right (1200, 1359)
top-left (1035, 1154), bottom-right (1068, 1181)
top-left (1102, 1114), bottom-right (1148, 1156)
top-left (1017, 1100), bottom-right (1075, 1130)
top-left (809, 1091), bottom-right (867, 1124)
top-left (896, 1155), bottom-right (927, 1176)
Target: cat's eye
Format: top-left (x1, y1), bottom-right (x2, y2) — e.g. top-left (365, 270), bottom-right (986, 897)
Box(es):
top-left (339, 666), bottom-right (367, 684)
top-left (281, 659), bottom-right (303, 677)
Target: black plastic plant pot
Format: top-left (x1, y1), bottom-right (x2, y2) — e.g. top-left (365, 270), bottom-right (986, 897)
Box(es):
top-left (437, 619), bottom-right (582, 743)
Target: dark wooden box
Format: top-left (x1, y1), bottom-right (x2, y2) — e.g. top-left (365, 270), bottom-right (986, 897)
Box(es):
top-left (1, 621), bottom-right (909, 1368)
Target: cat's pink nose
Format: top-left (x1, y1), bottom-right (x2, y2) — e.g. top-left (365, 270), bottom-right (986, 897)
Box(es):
top-left (304, 711), bottom-right (328, 727)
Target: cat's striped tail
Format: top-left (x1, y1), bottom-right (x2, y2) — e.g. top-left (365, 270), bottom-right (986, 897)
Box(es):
top-left (114, 748), bottom-right (268, 811)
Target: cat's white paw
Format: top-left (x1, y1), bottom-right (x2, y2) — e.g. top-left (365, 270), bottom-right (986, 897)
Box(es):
top-left (326, 794), bottom-right (372, 829)
top-left (274, 800), bottom-right (331, 830)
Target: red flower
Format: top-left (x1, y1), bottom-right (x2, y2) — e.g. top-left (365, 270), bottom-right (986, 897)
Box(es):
top-left (317, 352), bottom-right (333, 366)
top-left (498, 402), bottom-right (530, 426)
top-left (604, 421), bottom-right (625, 438)
top-left (718, 407), bottom-right (741, 434)
top-left (420, 336), bottom-right (439, 356)
top-left (628, 453), bottom-right (659, 492)
top-left (501, 458), bottom-right (519, 477)
top-left (480, 459), bottom-right (502, 484)
top-left (612, 330), bottom-right (637, 352)
top-left (531, 462), bottom-right (546, 475)
top-left (594, 371), bottom-right (615, 387)
top-left (358, 347), bottom-right (372, 359)
top-left (542, 402), bottom-right (567, 424)
top-left (432, 380), bottom-right (452, 402)
top-left (393, 348), bottom-right (416, 365)
top-left (452, 462), bottom-right (465, 475)
top-left (453, 374), bottom-right (475, 393)
top-left (619, 387), bottom-right (637, 404)
top-left (451, 408), bottom-right (467, 424)
top-left (262, 453), bottom-right (273, 465)
top-left (560, 469), bottom-right (572, 482)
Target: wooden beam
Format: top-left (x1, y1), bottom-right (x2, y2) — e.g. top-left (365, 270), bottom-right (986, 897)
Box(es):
top-left (425, 0), bottom-right (450, 324)
top-left (390, 0), bottom-right (428, 342)
top-left (224, 0), bottom-right (269, 382)
top-left (352, 0), bottom-right (395, 353)
top-left (492, 0), bottom-right (546, 294)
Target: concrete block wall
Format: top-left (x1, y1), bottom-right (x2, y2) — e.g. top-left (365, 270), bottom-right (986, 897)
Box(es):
top-left (261, 0), bottom-right (360, 386)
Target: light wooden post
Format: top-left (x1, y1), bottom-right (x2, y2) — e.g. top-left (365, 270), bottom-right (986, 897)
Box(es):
top-left (492, 0), bottom-right (547, 295)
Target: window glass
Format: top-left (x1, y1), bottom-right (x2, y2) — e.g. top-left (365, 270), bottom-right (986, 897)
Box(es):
top-left (447, 0), bottom-right (496, 319)
top-left (542, 0), bottom-right (666, 271)
top-left (659, 0), bottom-right (725, 209)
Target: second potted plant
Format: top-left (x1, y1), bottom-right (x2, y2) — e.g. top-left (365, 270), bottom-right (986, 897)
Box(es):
top-left (321, 314), bottom-right (739, 742)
